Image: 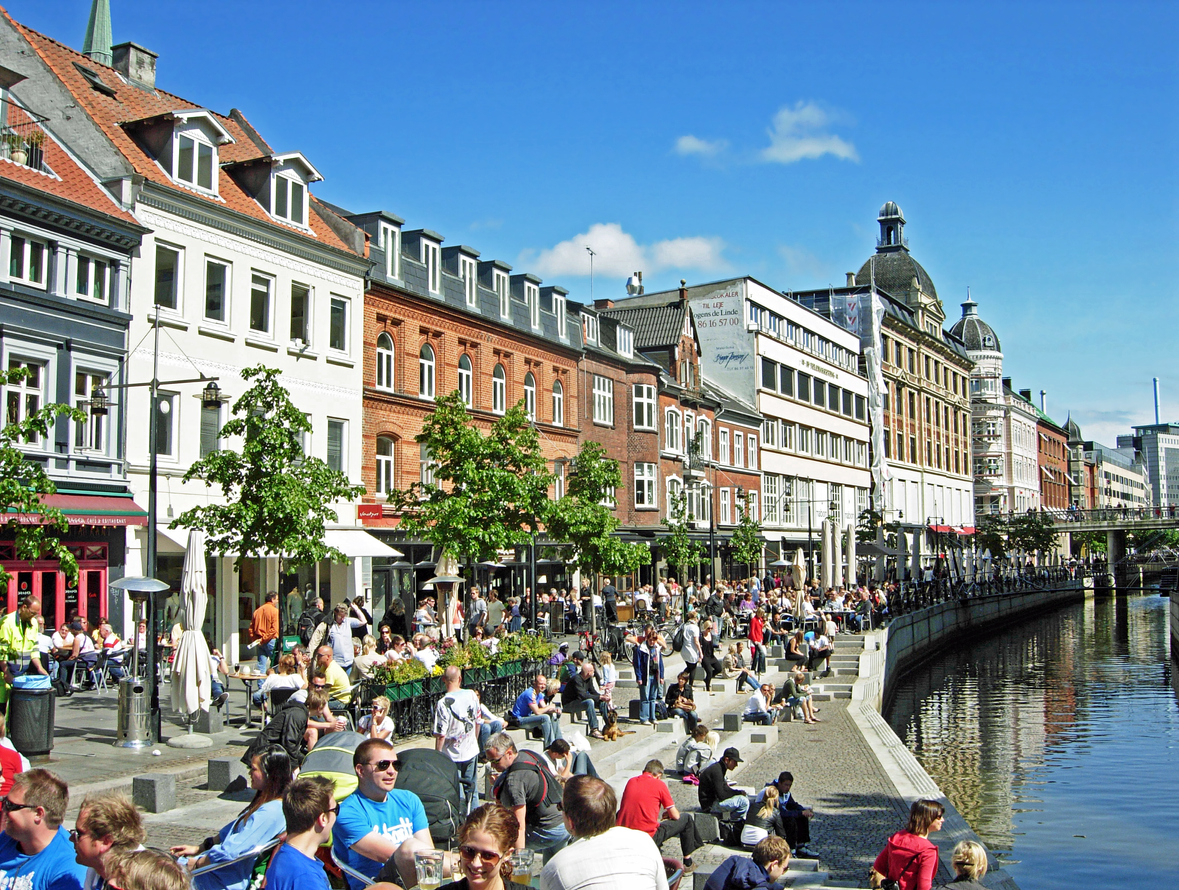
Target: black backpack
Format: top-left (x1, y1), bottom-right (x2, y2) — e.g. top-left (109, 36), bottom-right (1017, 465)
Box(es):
top-left (672, 624), bottom-right (685, 653)
top-left (492, 750), bottom-right (562, 827)
top-left (297, 609), bottom-right (322, 645)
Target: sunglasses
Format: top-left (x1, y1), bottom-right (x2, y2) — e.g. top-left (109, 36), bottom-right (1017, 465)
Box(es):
top-left (367, 759), bottom-right (402, 772)
top-left (69, 828), bottom-right (91, 843)
top-left (1, 798), bottom-right (34, 814)
top-left (459, 845), bottom-right (502, 867)
top-left (327, 803), bottom-right (340, 817)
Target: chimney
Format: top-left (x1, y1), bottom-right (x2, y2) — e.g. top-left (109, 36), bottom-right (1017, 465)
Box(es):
top-left (1002, 377), bottom-right (1012, 391)
top-left (1019, 388), bottom-right (1032, 402)
top-left (594, 298), bottom-right (614, 310)
top-left (112, 42), bottom-right (157, 89)
top-left (1040, 390), bottom-right (1046, 413)
top-left (846, 272), bottom-right (856, 287)
top-left (1154, 377), bottom-right (1161, 424)
top-left (679, 279), bottom-right (687, 302)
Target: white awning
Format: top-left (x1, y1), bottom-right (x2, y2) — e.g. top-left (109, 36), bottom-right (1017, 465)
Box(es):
top-left (324, 528), bottom-right (402, 559)
top-left (156, 524), bottom-right (190, 554)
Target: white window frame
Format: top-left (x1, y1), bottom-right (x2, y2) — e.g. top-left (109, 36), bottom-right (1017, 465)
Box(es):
top-left (327, 418), bottom-right (347, 474)
top-left (375, 436), bottom-right (395, 497)
top-left (422, 241), bottom-right (441, 294)
top-left (799, 427), bottom-right (811, 454)
top-left (290, 282), bottom-right (312, 346)
top-left (380, 223), bottom-right (401, 280)
top-left (492, 364), bottom-right (506, 414)
top-left (173, 130), bottom-right (217, 193)
top-left (748, 435), bottom-right (757, 470)
top-left (375, 333), bottom-right (395, 391)
top-left (763, 474), bottom-right (780, 525)
top-left (8, 234), bottom-right (47, 289)
top-left (666, 476), bottom-right (683, 520)
top-left (592, 375), bottom-right (614, 426)
top-left (553, 294), bottom-right (567, 339)
top-left (552, 380), bottom-right (564, 427)
top-left (153, 242), bottom-right (182, 311)
top-left (494, 271), bottom-right (510, 318)
top-left (523, 372), bottom-right (536, 421)
top-left (697, 420), bottom-right (712, 460)
top-left (583, 313), bottom-right (599, 345)
top-left (5, 357), bottom-right (47, 447)
top-left (733, 431), bottom-right (744, 469)
top-left (202, 257), bottom-right (230, 324)
top-left (419, 343), bottom-right (436, 400)
top-left (617, 327), bottom-right (634, 358)
top-left (73, 369), bottom-right (108, 453)
top-left (554, 461), bottom-right (566, 500)
top-left (634, 462), bottom-right (657, 509)
top-left (75, 254), bottom-right (110, 304)
top-left (457, 354), bottom-right (473, 407)
top-left (720, 487), bottom-right (731, 525)
top-left (633, 384), bottom-right (656, 431)
top-left (271, 173), bottom-right (307, 227)
top-left (328, 295), bottom-right (350, 354)
top-left (746, 491), bottom-right (758, 523)
top-left (665, 408), bottom-right (682, 453)
top-left (782, 421), bottom-right (795, 452)
top-left (154, 391), bottom-right (178, 460)
top-left (719, 428), bottom-right (730, 465)
top-left (460, 256), bottom-right (478, 307)
top-left (420, 441), bottom-right (436, 487)
top-left (525, 282), bottom-right (540, 328)
top-left (249, 271), bottom-right (274, 336)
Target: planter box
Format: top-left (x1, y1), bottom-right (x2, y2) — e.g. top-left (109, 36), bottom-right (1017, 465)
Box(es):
top-left (495, 661), bottom-right (524, 678)
top-left (465, 667), bottom-right (494, 684)
top-left (385, 680), bottom-right (423, 702)
top-left (426, 676), bottom-right (446, 694)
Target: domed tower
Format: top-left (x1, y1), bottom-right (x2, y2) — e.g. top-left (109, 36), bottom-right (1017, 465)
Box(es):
top-left (855, 202), bottom-right (944, 334)
top-left (948, 296), bottom-right (1002, 395)
top-left (949, 296), bottom-right (1006, 514)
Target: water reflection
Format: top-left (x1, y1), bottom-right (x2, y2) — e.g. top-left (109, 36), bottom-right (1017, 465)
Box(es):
top-left (884, 595), bottom-right (1179, 890)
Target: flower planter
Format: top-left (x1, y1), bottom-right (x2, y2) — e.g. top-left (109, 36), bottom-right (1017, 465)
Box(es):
top-left (495, 661), bottom-right (523, 678)
top-left (426, 676), bottom-right (446, 694)
top-left (465, 667), bottom-right (494, 684)
top-left (385, 680), bottom-right (423, 702)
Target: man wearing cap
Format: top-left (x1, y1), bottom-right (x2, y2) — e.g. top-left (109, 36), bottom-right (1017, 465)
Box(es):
top-left (698, 748), bottom-right (749, 821)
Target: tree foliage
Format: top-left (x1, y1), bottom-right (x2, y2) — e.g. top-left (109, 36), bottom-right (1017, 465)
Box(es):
top-left (975, 511), bottom-right (1060, 559)
top-left (173, 365), bottom-right (365, 569)
top-left (546, 441), bottom-right (650, 581)
top-left (388, 391), bottom-right (552, 563)
top-left (662, 492), bottom-right (703, 585)
top-left (729, 491), bottom-right (763, 573)
top-left (0, 366), bottom-right (84, 587)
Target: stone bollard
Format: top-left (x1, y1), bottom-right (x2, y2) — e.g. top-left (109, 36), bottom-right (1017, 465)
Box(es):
top-left (722, 713), bottom-right (741, 732)
top-left (208, 758), bottom-right (245, 792)
top-left (133, 774), bottom-right (176, 813)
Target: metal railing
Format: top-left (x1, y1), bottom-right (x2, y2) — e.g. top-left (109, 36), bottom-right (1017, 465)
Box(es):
top-left (3, 117), bottom-right (49, 172)
top-left (880, 566), bottom-right (1087, 621)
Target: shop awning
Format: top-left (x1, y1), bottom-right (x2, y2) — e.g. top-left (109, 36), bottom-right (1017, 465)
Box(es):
top-left (323, 528), bottom-right (402, 558)
top-left (156, 524), bottom-right (190, 553)
top-left (9, 494), bottom-right (148, 527)
top-left (928, 524), bottom-right (955, 534)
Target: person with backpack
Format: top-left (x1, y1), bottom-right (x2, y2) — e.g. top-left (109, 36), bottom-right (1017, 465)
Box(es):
top-left (297, 597), bottom-right (325, 648)
top-left (483, 733), bottom-right (568, 863)
top-left (633, 625), bottom-right (665, 727)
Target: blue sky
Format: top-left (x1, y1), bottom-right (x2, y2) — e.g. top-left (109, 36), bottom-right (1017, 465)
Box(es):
top-left (18, 1), bottom-right (1178, 445)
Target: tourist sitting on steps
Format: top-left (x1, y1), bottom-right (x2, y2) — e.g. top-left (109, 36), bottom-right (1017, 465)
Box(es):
top-left (946, 840), bottom-right (989, 890)
top-left (697, 748), bottom-right (749, 821)
top-left (703, 836), bottom-right (791, 890)
top-left (740, 785), bottom-right (785, 848)
top-left (675, 725), bottom-right (713, 780)
top-left (753, 771), bottom-right (817, 859)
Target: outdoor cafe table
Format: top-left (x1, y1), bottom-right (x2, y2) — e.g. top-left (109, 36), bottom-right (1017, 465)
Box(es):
top-left (226, 670), bottom-right (262, 727)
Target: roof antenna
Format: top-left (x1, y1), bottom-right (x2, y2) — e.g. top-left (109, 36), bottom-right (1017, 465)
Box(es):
top-left (586, 246), bottom-right (596, 303)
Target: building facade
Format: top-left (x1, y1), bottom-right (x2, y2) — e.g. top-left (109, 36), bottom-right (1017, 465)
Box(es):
top-left (1118, 423), bottom-right (1179, 511)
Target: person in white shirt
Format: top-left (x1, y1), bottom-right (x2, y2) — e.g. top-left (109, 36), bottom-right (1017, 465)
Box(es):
top-left (539, 776), bottom-right (667, 890)
top-left (413, 634), bottom-right (438, 672)
top-left (680, 612), bottom-right (702, 689)
top-left (433, 666), bottom-right (480, 813)
top-left (358, 696), bottom-right (395, 739)
top-left (743, 684), bottom-right (781, 726)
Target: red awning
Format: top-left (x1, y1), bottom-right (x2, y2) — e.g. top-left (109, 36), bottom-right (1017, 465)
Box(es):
top-left (955, 526), bottom-right (976, 535)
top-left (10, 494), bottom-right (148, 527)
top-left (928, 524), bottom-right (955, 534)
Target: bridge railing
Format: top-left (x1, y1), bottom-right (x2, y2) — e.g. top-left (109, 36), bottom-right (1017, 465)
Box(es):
top-left (1037, 506), bottom-right (1179, 524)
top-left (880, 566), bottom-right (1086, 621)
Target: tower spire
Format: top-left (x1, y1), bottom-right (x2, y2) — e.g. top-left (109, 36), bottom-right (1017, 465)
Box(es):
top-left (83, 0), bottom-right (113, 67)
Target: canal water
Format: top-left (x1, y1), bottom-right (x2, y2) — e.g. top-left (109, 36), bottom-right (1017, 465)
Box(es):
top-left (884, 594), bottom-right (1179, 889)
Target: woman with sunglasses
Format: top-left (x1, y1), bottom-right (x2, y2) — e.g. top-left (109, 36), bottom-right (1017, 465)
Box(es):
top-left (171, 745), bottom-right (293, 890)
top-left (440, 804), bottom-right (530, 890)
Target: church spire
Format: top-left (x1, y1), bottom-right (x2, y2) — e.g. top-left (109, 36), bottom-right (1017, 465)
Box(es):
top-left (83, 0), bottom-right (113, 67)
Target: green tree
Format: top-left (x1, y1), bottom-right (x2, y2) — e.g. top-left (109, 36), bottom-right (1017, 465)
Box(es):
top-left (173, 366), bottom-right (365, 578)
top-left (389, 391), bottom-right (552, 564)
top-left (662, 492), bottom-right (703, 613)
top-left (729, 491), bottom-right (763, 577)
top-left (0, 366), bottom-right (85, 589)
top-left (546, 441), bottom-right (650, 625)
top-left (1006, 511), bottom-right (1061, 555)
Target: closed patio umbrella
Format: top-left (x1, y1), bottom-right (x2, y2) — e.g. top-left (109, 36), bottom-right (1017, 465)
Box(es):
top-left (170, 529), bottom-right (211, 719)
top-left (845, 522), bottom-right (857, 588)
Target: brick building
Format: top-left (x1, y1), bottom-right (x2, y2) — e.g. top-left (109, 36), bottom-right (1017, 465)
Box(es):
top-left (1032, 400), bottom-right (1069, 511)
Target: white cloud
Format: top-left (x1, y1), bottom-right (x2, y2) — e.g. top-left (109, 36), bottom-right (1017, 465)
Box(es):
top-left (778, 244), bottom-right (828, 281)
top-left (760, 101), bottom-right (859, 164)
top-left (520, 222), bottom-right (728, 279)
top-left (674, 135), bottom-right (728, 158)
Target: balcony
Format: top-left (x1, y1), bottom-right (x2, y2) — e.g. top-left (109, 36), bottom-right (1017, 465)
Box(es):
top-left (3, 111), bottom-right (51, 174)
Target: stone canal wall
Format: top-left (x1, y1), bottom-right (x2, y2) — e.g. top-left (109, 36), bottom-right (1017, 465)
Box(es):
top-left (1171, 591), bottom-right (1179, 657)
top-left (842, 582), bottom-right (1088, 890)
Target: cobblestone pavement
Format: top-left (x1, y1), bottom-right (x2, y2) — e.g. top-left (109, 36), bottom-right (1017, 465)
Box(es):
top-left (663, 699), bottom-right (912, 885)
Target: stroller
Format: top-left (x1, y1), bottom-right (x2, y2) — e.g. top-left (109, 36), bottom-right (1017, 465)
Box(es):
top-left (394, 748), bottom-right (466, 848)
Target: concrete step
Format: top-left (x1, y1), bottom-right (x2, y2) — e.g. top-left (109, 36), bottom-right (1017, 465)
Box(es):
top-left (689, 844), bottom-right (828, 890)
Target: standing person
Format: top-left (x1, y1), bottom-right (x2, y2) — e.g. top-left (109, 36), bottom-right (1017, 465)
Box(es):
top-left (700, 619), bottom-right (724, 693)
top-left (748, 608), bottom-right (767, 675)
top-left (468, 588), bottom-right (488, 639)
top-left (0, 770), bottom-right (86, 890)
top-left (869, 799), bottom-right (944, 890)
top-left (600, 578), bottom-right (618, 625)
top-left (539, 776), bottom-right (667, 890)
top-left (326, 604), bottom-right (364, 670)
top-left (509, 675), bottom-right (563, 748)
top-left (486, 592), bottom-right (505, 633)
top-left (438, 804), bottom-right (531, 890)
top-left (680, 612), bottom-right (701, 689)
top-left (172, 747), bottom-right (292, 890)
top-left (633, 625), bottom-right (665, 727)
top-left (249, 592), bottom-right (280, 673)
top-left (0, 596), bottom-right (47, 705)
top-left (377, 597), bottom-right (408, 641)
top-left (297, 597), bottom-right (326, 648)
top-left (434, 667), bottom-right (482, 812)
top-left (616, 760), bottom-right (702, 872)
top-left (484, 734), bottom-right (568, 864)
top-left (350, 597), bottom-right (372, 641)
top-left (72, 793), bottom-right (146, 890)
top-left (333, 739), bottom-right (438, 890)
top-left (698, 748), bottom-right (749, 821)
top-left (264, 776), bottom-right (337, 890)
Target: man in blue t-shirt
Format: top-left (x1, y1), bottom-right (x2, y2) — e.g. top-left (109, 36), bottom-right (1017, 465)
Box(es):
top-left (510, 673), bottom-right (562, 748)
top-left (267, 776), bottom-right (337, 890)
top-left (332, 739), bottom-right (438, 890)
top-left (0, 769), bottom-right (86, 890)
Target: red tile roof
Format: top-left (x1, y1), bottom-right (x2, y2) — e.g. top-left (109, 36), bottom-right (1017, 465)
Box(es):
top-left (9, 14), bottom-right (363, 257)
top-left (0, 101), bottom-right (141, 228)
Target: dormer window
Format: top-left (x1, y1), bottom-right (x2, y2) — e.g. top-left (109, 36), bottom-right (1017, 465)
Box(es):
top-left (176, 131), bottom-right (215, 191)
top-left (583, 313), bottom-right (599, 345)
top-left (553, 294), bottom-right (567, 337)
top-left (618, 326), bottom-right (634, 358)
top-left (422, 241), bottom-right (441, 294)
top-left (460, 255), bottom-right (478, 307)
top-left (494, 271), bottom-right (510, 317)
top-left (272, 173), bottom-right (305, 226)
top-left (525, 282), bottom-right (540, 328)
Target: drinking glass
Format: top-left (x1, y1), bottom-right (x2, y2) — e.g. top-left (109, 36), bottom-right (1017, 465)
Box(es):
top-left (414, 850), bottom-right (445, 890)
top-left (510, 849), bottom-right (535, 886)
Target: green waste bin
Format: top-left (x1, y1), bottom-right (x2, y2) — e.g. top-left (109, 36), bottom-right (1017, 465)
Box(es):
top-left (9, 685), bottom-right (55, 756)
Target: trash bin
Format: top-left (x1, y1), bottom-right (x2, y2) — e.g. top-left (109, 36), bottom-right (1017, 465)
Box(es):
top-left (9, 685), bottom-right (55, 756)
top-left (116, 677), bottom-right (151, 748)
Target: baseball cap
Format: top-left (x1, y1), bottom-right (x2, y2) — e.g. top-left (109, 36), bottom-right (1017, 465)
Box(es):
top-left (723, 747), bottom-right (743, 763)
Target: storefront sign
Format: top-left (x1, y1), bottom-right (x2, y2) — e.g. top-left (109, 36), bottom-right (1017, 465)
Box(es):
top-left (357, 503), bottom-right (384, 521)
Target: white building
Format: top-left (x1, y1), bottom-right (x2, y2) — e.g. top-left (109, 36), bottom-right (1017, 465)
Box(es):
top-left (1118, 423), bottom-right (1179, 511)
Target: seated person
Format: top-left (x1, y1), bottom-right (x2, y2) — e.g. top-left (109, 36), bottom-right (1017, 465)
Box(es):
top-left (740, 785), bottom-right (785, 848)
top-left (96, 623), bottom-right (128, 680)
top-left (807, 629), bottom-right (833, 674)
top-left (208, 649), bottom-right (230, 708)
top-left (358, 696), bottom-right (395, 740)
top-left (664, 671), bottom-right (699, 733)
top-left (743, 684), bottom-right (783, 725)
top-left (755, 771), bottom-right (817, 859)
top-left (0, 770), bottom-right (87, 890)
top-left (704, 836), bottom-right (791, 890)
top-left (241, 688), bottom-right (336, 768)
top-left (560, 662), bottom-right (608, 740)
top-left (252, 775), bottom-right (336, 890)
top-left (313, 646), bottom-right (352, 711)
top-left (774, 667), bottom-right (819, 725)
top-left (698, 748), bottom-right (749, 821)
top-left (675, 725), bottom-right (714, 779)
top-left (59, 620), bottom-right (98, 686)
top-left (254, 654), bottom-right (306, 710)
top-left (475, 691), bottom-right (503, 754)
top-left (510, 674), bottom-right (563, 748)
top-left (540, 738), bottom-right (598, 781)
top-left (723, 644), bottom-right (760, 693)
top-left (352, 635), bottom-right (385, 680)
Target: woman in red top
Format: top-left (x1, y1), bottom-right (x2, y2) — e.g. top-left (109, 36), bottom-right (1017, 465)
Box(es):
top-left (748, 608), bottom-right (767, 674)
top-left (870, 799), bottom-right (945, 890)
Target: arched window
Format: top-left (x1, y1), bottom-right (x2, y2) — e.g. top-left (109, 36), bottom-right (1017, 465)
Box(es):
top-left (419, 343), bottom-right (435, 399)
top-left (665, 408), bottom-right (682, 453)
top-left (375, 332), bottom-right (394, 391)
top-left (523, 372), bottom-right (536, 421)
top-left (552, 380), bottom-right (564, 427)
top-left (375, 436), bottom-right (394, 496)
top-left (492, 364), bottom-right (506, 414)
top-left (457, 354), bottom-right (473, 407)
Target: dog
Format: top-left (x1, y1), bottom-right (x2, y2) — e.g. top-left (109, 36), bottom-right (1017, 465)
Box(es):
top-left (602, 709), bottom-right (634, 741)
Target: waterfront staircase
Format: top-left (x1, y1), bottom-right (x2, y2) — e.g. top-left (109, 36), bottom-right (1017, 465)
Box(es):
top-left (495, 632), bottom-right (869, 889)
